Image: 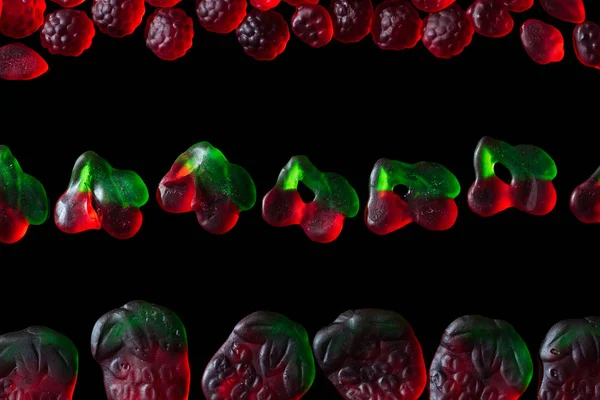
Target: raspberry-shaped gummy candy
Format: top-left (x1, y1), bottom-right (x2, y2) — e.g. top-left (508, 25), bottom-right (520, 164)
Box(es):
top-left (430, 315), bottom-right (533, 400)
top-left (314, 309), bottom-right (427, 400)
top-left (570, 166), bottom-right (600, 223)
top-left (329, 0), bottom-right (373, 43)
top-left (292, 5), bottom-right (334, 48)
top-left (0, 326), bottom-right (78, 400)
top-left (365, 158), bottom-right (460, 234)
top-left (40, 10), bottom-right (95, 57)
top-left (157, 142), bottom-right (256, 234)
top-left (467, 136), bottom-right (557, 217)
top-left (422, 4), bottom-right (474, 58)
top-left (541, 0), bottom-right (584, 24)
top-left (466, 0), bottom-right (513, 38)
top-left (573, 21), bottom-right (600, 70)
top-left (0, 43), bottom-right (48, 80)
top-left (54, 151), bottom-right (149, 239)
top-left (202, 311), bottom-right (315, 400)
top-left (0, 0), bottom-right (45, 39)
top-left (236, 9), bottom-right (290, 61)
top-left (145, 8), bottom-right (194, 61)
top-left (92, 301), bottom-right (190, 400)
top-left (411, 0), bottom-right (452, 12)
top-left (371, 0), bottom-right (422, 50)
top-left (520, 19), bottom-right (564, 65)
top-left (196, 0), bottom-right (246, 33)
top-left (503, 0), bottom-right (532, 12)
top-left (0, 146), bottom-right (48, 244)
top-left (91, 0), bottom-right (145, 37)
top-left (262, 155), bottom-right (359, 243)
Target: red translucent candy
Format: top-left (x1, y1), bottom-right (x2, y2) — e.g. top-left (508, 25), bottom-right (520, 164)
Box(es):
top-left (0, 202), bottom-right (29, 244)
top-left (284, 0), bottom-right (317, 7)
top-left (520, 19), bottom-right (564, 65)
top-left (250, 0), bottom-right (278, 11)
top-left (146, 0), bottom-right (179, 8)
top-left (573, 21), bottom-right (600, 69)
top-left (503, 0), bottom-right (532, 12)
top-left (236, 9), bottom-right (289, 61)
top-left (570, 166), bottom-right (600, 224)
top-left (292, 5), bottom-right (333, 48)
top-left (0, 43), bottom-right (48, 80)
top-left (196, 0), bottom-right (246, 33)
top-left (50, 0), bottom-right (84, 9)
top-left (412, 0), bottom-right (452, 12)
top-left (91, 0), bottom-right (145, 37)
top-left (329, 0), bottom-right (373, 43)
top-left (540, 0), bottom-right (584, 24)
top-left (466, 0), bottom-right (513, 38)
top-left (0, 0), bottom-right (45, 39)
top-left (371, 0), bottom-right (422, 50)
top-left (40, 10), bottom-right (95, 57)
top-left (145, 8), bottom-right (194, 61)
top-left (0, 0), bottom-right (3, 20)
top-left (422, 4), bottom-right (474, 58)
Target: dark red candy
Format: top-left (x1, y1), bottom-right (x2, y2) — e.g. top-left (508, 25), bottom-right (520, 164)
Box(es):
top-left (145, 8), bottom-right (194, 61)
top-left (540, 0), bottom-right (584, 24)
top-left (196, 0), bottom-right (247, 33)
top-left (291, 5), bottom-right (333, 48)
top-left (0, 0), bottom-right (45, 38)
top-left (520, 19), bottom-right (564, 64)
top-left (573, 21), bottom-right (600, 69)
top-left (236, 9), bottom-right (290, 60)
top-left (371, 0), bottom-right (422, 50)
top-left (466, 0), bottom-right (513, 38)
top-left (50, 0), bottom-right (84, 9)
top-left (570, 166), bottom-right (600, 223)
top-left (284, 0), bottom-right (317, 7)
top-left (0, 0), bottom-right (3, 20)
top-left (146, 0), bottom-right (179, 9)
top-left (503, 0), bottom-right (532, 12)
top-left (422, 4), bottom-right (474, 58)
top-left (250, 0), bottom-right (278, 11)
top-left (91, 0), bottom-right (145, 37)
top-left (411, 0), bottom-right (452, 12)
top-left (329, 0), bottom-right (373, 43)
top-left (0, 43), bottom-right (48, 80)
top-left (40, 10), bottom-right (95, 57)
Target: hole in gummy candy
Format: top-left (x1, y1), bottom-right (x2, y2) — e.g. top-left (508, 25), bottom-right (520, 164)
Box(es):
top-left (393, 185), bottom-right (408, 197)
top-left (494, 163), bottom-right (512, 184)
top-left (297, 181), bottom-right (315, 203)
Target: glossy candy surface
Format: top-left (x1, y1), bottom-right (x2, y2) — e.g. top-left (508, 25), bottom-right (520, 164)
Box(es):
top-left (466, 0), bottom-right (513, 38)
top-left (40, 9), bottom-right (96, 57)
top-left (291, 5), bottom-right (333, 48)
top-left (91, 0), bottom-right (145, 37)
top-left (422, 5), bottom-right (474, 58)
top-left (236, 9), bottom-right (290, 60)
top-left (0, 0), bottom-right (45, 38)
top-left (329, 0), bottom-right (373, 43)
top-left (570, 166), bottom-right (600, 223)
top-left (411, 0), bottom-right (452, 13)
top-left (573, 21), bottom-right (600, 69)
top-left (503, 0), bottom-right (531, 12)
top-left (371, 0), bottom-right (422, 50)
top-left (540, 0), bottom-right (584, 24)
top-left (145, 8), bottom-right (194, 61)
top-left (196, 0), bottom-right (247, 33)
top-left (520, 19), bottom-right (564, 64)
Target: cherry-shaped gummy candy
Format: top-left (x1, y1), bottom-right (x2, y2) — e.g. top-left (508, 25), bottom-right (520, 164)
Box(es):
top-left (570, 166), bottom-right (600, 224)
top-left (573, 21), bottom-right (600, 69)
top-left (371, 0), bottom-right (422, 50)
top-left (503, 0), bottom-right (532, 12)
top-left (422, 4), bottom-right (474, 58)
top-left (236, 9), bottom-right (290, 61)
top-left (467, 0), bottom-right (513, 38)
top-left (291, 5), bottom-right (333, 48)
top-left (196, 0), bottom-right (247, 33)
top-left (91, 0), bottom-right (145, 37)
top-left (0, 0), bottom-right (45, 39)
top-left (329, 0), bottom-right (373, 43)
top-left (40, 10), bottom-right (95, 57)
top-left (520, 19), bottom-right (564, 65)
top-left (0, 43), bottom-right (48, 80)
top-left (145, 8), bottom-right (194, 61)
top-left (540, 0), bottom-right (584, 24)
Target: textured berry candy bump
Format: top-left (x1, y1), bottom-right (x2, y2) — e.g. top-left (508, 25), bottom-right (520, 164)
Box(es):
top-left (421, 4), bottom-right (474, 59)
top-left (467, 136), bottom-right (557, 217)
top-left (157, 142), bottom-right (256, 234)
top-left (329, 0), bottom-right (373, 43)
top-left (292, 5), bottom-right (334, 48)
top-left (145, 8), bottom-right (194, 61)
top-left (262, 155), bottom-right (359, 244)
top-left (313, 309), bottom-right (427, 400)
top-left (365, 158), bottom-right (460, 234)
top-left (0, 326), bottom-right (78, 400)
top-left (202, 311), bottom-right (315, 400)
top-left (540, 0), bottom-right (584, 24)
top-left (570, 166), bottom-right (600, 223)
top-left (91, 300), bottom-right (190, 400)
top-left (0, 145), bottom-right (48, 244)
top-left (411, 0), bottom-right (452, 13)
top-left (430, 316), bottom-right (533, 400)
top-left (573, 21), bottom-right (600, 70)
top-left (0, 0), bottom-right (45, 38)
top-left (466, 0), bottom-right (513, 38)
top-left (91, 0), bottom-right (145, 37)
top-left (40, 10), bottom-right (96, 57)
top-left (196, 0), bottom-right (246, 33)
top-left (54, 151), bottom-right (149, 239)
top-left (0, 43), bottom-right (48, 80)
top-left (371, 0), bottom-right (422, 50)
top-left (520, 19), bottom-right (564, 64)
top-left (236, 9), bottom-right (290, 61)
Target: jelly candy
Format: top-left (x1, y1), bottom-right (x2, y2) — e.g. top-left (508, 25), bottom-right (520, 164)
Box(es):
top-left (467, 137), bottom-right (557, 217)
top-left (91, 0), bottom-right (145, 38)
top-left (91, 300), bottom-right (190, 400)
top-left (250, 0), bottom-right (279, 12)
top-left (146, 0), bottom-right (179, 8)
top-left (570, 166), bottom-right (600, 223)
top-left (520, 19), bottom-right (564, 64)
top-left (236, 9), bottom-right (290, 61)
top-left (40, 10), bottom-right (95, 57)
top-left (503, 0), bottom-right (532, 12)
top-left (573, 21), bottom-right (600, 70)
top-left (55, 151), bottom-right (149, 239)
top-left (284, 0), bottom-right (318, 6)
top-left (365, 158), bottom-right (460, 234)
top-left (411, 0), bottom-right (452, 13)
top-left (291, 5), bottom-right (334, 48)
top-left (430, 315), bottom-right (533, 400)
top-left (422, 5), bottom-right (474, 59)
top-left (540, 0), bottom-right (584, 24)
top-left (50, 0), bottom-right (84, 9)
top-left (0, 145), bottom-right (48, 244)
top-left (196, 0), bottom-right (246, 33)
top-left (157, 142), bottom-right (256, 234)
top-left (329, 0), bottom-right (373, 43)
top-left (313, 309), bottom-right (427, 400)
top-left (466, 0), bottom-right (513, 38)
top-left (0, 44), bottom-right (48, 81)
top-left (262, 155), bottom-right (359, 243)
top-left (0, 326), bottom-right (78, 400)
top-left (0, 0), bottom-right (45, 39)
top-left (202, 311), bottom-right (315, 400)
top-left (371, 0), bottom-right (422, 50)
top-left (145, 8), bottom-right (194, 61)
top-left (0, 0), bottom-right (2, 20)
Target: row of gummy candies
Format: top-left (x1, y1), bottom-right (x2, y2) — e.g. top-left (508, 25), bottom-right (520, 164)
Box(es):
top-left (0, 0), bottom-right (599, 80)
top-left (1, 136), bottom-right (599, 245)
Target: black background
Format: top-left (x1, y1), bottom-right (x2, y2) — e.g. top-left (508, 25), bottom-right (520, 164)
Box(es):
top-left (0, 0), bottom-right (599, 396)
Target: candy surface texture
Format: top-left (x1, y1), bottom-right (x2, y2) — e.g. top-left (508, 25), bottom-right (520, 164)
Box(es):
top-left (540, 0), bottom-right (584, 24)
top-left (570, 166), bottom-right (600, 223)
top-left (411, 0), bottom-right (452, 13)
top-left (0, 0), bottom-right (45, 38)
top-left (421, 5), bottom-right (474, 58)
top-left (91, 0), bottom-right (145, 37)
top-left (466, 0), bottom-right (513, 38)
top-left (573, 21), bottom-right (600, 69)
top-left (40, 9), bottom-right (96, 57)
top-left (371, 0), bottom-right (422, 50)
top-left (329, 0), bottom-right (373, 43)
top-left (503, 0), bottom-right (531, 12)
top-left (520, 19), bottom-right (564, 64)
top-left (196, 0), bottom-right (247, 33)
top-left (291, 5), bottom-right (333, 48)
top-left (236, 9), bottom-right (290, 60)
top-left (145, 8), bottom-right (194, 61)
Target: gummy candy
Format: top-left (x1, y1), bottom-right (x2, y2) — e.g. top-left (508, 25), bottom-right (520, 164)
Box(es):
top-left (313, 309), bottom-right (427, 400)
top-left (91, 0), bottom-right (145, 38)
top-left (573, 21), bottom-right (600, 70)
top-left (145, 8), bottom-right (194, 61)
top-left (0, 0), bottom-right (2, 20)
top-left (146, 0), bottom-right (179, 9)
top-left (466, 0), bottom-right (513, 38)
top-left (467, 137), bottom-right (557, 217)
top-left (329, 0), bottom-right (373, 43)
top-left (55, 151), bottom-right (149, 239)
top-left (236, 9), bottom-right (290, 61)
top-left (91, 300), bottom-right (190, 400)
top-left (0, 0), bottom-right (45, 39)
top-left (430, 315), bottom-right (533, 400)
top-left (570, 166), bottom-right (600, 223)
top-left (422, 5), bottom-right (474, 59)
top-left (262, 155), bottom-right (359, 243)
top-left (540, 0), bottom-right (584, 24)
top-left (196, 0), bottom-right (246, 33)
top-left (250, 0), bottom-right (279, 12)
top-left (503, 0), bottom-right (532, 12)
top-left (50, 0), bottom-right (84, 9)
top-left (40, 10), bottom-right (96, 57)
top-left (411, 0), bottom-right (452, 13)
top-left (0, 145), bottom-right (48, 244)
top-left (365, 158), bottom-right (460, 234)
top-left (283, 0), bottom-right (318, 7)
top-left (371, 0), bottom-right (422, 50)
top-left (0, 326), bottom-right (78, 400)
top-left (520, 19), bottom-right (564, 64)
top-left (202, 311), bottom-right (315, 400)
top-left (291, 5), bottom-right (334, 48)
top-left (157, 142), bottom-right (255, 234)
top-left (0, 43), bottom-right (48, 81)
